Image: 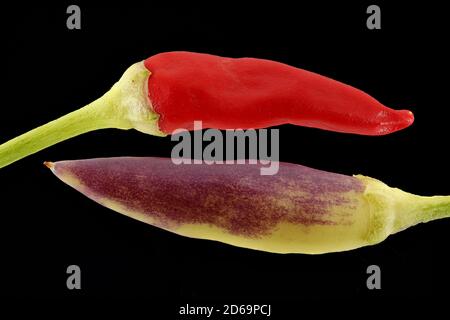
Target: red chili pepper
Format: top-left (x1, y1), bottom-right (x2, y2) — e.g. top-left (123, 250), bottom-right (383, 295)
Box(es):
top-left (145, 52), bottom-right (414, 135)
top-left (0, 51), bottom-right (414, 169)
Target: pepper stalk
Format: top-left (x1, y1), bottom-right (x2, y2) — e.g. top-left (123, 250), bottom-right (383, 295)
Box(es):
top-left (0, 62), bottom-right (164, 169)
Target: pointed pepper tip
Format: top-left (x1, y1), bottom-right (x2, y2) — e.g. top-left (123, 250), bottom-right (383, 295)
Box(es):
top-left (43, 161), bottom-right (55, 170)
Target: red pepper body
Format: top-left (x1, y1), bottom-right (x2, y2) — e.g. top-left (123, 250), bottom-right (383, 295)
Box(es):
top-left (144, 52), bottom-right (413, 135)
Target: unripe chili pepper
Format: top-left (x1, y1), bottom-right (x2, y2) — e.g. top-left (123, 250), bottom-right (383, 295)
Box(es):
top-left (45, 157), bottom-right (448, 254)
top-left (0, 52), bottom-right (414, 169)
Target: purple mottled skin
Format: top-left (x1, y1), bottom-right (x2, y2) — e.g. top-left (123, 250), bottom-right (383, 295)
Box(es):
top-left (54, 157), bottom-right (365, 237)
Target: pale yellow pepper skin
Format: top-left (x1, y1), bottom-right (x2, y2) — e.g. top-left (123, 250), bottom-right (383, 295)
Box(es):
top-left (46, 157), bottom-right (450, 254)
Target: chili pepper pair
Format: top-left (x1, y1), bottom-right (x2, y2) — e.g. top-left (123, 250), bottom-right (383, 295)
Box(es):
top-left (3, 51), bottom-right (446, 255)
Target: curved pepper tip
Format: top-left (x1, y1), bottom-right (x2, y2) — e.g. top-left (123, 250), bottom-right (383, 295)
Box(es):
top-left (395, 109), bottom-right (415, 131)
top-left (376, 109), bottom-right (414, 135)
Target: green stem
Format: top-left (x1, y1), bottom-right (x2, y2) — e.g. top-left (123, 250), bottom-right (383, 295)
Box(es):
top-left (393, 192), bottom-right (450, 233)
top-left (0, 95), bottom-right (131, 169)
top-left (0, 62), bottom-right (164, 169)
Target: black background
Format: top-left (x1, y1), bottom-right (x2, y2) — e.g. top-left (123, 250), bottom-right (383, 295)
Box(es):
top-left (1, 0), bottom-right (449, 310)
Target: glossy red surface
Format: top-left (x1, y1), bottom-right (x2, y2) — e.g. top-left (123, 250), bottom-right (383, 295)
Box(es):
top-left (144, 52), bottom-right (414, 135)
